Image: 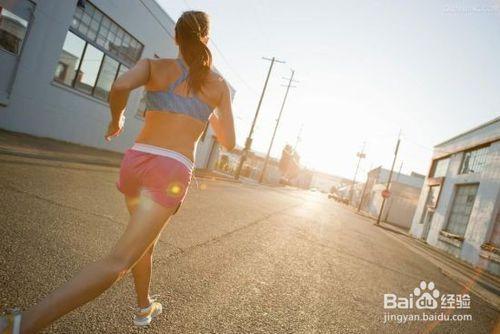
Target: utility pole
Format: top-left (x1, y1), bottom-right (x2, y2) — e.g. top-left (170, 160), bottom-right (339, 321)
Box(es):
top-left (375, 131), bottom-right (401, 225)
top-left (357, 163), bottom-right (374, 213)
top-left (294, 123), bottom-right (304, 151)
top-left (259, 70), bottom-right (297, 184)
top-left (348, 142), bottom-right (366, 206)
top-left (383, 160), bottom-right (403, 222)
top-left (234, 57), bottom-right (285, 180)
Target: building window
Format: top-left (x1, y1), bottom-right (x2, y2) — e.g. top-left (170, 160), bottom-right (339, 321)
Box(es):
top-left (430, 157), bottom-right (450, 178)
top-left (54, 63), bottom-right (68, 81)
top-left (54, 1), bottom-right (142, 101)
top-left (71, 1), bottom-right (142, 67)
top-left (0, 8), bottom-right (29, 54)
top-left (419, 185), bottom-right (441, 227)
top-left (445, 184), bottom-right (479, 237)
top-left (459, 146), bottom-right (489, 174)
top-left (427, 185), bottom-right (441, 208)
top-left (74, 43), bottom-right (103, 94)
top-left (54, 31), bottom-right (86, 86)
top-left (94, 55), bottom-right (119, 100)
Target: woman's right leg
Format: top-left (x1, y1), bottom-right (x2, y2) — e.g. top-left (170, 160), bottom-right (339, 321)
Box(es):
top-left (19, 197), bottom-right (176, 334)
top-left (125, 196), bottom-right (159, 309)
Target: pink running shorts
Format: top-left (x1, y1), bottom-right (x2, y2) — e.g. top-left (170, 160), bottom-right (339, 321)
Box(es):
top-left (116, 149), bottom-right (192, 213)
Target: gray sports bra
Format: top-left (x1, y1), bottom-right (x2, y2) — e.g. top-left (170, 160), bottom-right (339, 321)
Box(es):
top-left (144, 59), bottom-right (214, 122)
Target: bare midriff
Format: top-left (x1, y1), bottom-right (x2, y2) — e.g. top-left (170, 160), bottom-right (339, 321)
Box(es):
top-left (134, 110), bottom-right (207, 161)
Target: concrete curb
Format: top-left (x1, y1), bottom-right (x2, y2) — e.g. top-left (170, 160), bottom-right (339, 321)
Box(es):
top-left (342, 203), bottom-right (410, 236)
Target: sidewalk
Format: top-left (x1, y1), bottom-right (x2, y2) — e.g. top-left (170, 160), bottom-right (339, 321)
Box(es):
top-left (194, 169), bottom-right (241, 183)
top-left (382, 229), bottom-right (500, 311)
top-left (0, 129), bottom-right (237, 183)
top-left (0, 129), bottom-right (122, 167)
top-left (344, 203), bottom-right (500, 311)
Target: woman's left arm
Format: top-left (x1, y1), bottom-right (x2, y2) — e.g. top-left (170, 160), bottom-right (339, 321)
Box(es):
top-left (105, 59), bottom-right (151, 141)
top-left (209, 79), bottom-right (235, 150)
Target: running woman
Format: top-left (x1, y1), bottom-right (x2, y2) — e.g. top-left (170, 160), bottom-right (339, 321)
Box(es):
top-left (1, 10), bottom-right (235, 334)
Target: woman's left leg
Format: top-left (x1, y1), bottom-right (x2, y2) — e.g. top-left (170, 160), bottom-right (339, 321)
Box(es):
top-left (19, 198), bottom-right (176, 334)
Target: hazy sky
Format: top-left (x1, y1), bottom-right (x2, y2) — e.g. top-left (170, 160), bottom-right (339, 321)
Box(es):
top-left (157, 0), bottom-right (500, 180)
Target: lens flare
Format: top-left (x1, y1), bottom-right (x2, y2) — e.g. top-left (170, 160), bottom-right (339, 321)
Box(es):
top-left (166, 182), bottom-right (184, 198)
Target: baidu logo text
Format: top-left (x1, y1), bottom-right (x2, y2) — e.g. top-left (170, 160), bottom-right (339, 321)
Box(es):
top-left (384, 281), bottom-right (441, 310)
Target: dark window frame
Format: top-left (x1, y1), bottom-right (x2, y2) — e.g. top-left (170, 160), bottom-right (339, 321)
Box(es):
top-left (0, 5), bottom-right (32, 56)
top-left (429, 157), bottom-right (450, 178)
top-left (93, 55), bottom-right (121, 100)
top-left (70, 1), bottom-right (143, 68)
top-left (70, 38), bottom-right (88, 87)
top-left (73, 43), bottom-right (104, 95)
top-left (55, 32), bottom-right (122, 102)
top-left (444, 182), bottom-right (480, 237)
top-left (53, 1), bottom-right (143, 103)
top-left (91, 50), bottom-right (106, 96)
top-left (459, 144), bottom-right (490, 175)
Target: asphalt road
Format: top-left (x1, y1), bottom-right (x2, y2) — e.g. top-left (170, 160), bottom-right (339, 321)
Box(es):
top-left (0, 154), bottom-right (498, 333)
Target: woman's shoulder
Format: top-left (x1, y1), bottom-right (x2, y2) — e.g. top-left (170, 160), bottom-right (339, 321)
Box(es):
top-left (144, 58), bottom-right (180, 88)
top-left (147, 57), bottom-right (178, 70)
top-left (207, 70), bottom-right (229, 91)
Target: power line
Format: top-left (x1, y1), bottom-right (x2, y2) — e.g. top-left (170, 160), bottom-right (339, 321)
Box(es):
top-left (139, 0), bottom-right (175, 39)
top-left (401, 135), bottom-right (456, 155)
top-left (210, 42), bottom-right (259, 95)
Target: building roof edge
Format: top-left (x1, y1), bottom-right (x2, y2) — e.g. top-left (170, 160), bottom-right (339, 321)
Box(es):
top-left (434, 116), bottom-right (500, 148)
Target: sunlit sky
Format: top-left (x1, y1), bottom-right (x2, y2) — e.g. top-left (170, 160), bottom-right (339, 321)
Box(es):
top-left (157, 0), bottom-right (500, 180)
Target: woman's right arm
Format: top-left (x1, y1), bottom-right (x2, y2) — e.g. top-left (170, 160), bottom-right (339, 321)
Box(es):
top-left (106, 59), bottom-right (150, 141)
top-left (209, 80), bottom-right (236, 151)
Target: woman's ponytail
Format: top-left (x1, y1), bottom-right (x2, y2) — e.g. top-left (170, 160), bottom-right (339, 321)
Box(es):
top-left (175, 11), bottom-right (212, 94)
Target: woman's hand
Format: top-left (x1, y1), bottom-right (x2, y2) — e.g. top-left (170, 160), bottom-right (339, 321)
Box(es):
top-left (104, 116), bottom-right (125, 141)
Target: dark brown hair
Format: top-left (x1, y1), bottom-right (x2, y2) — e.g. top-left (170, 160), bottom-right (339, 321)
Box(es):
top-left (175, 11), bottom-right (212, 94)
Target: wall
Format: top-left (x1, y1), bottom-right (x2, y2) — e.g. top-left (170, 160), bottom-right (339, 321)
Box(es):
top-left (365, 182), bottom-right (421, 230)
top-left (0, 0), bottom-right (220, 168)
top-left (358, 167), bottom-right (423, 229)
top-left (376, 168), bottom-right (425, 189)
top-left (410, 120), bottom-right (500, 273)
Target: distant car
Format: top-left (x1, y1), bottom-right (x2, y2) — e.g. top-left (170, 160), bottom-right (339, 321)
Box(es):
top-left (328, 193), bottom-right (338, 200)
top-left (328, 187), bottom-right (348, 204)
top-left (328, 193), bottom-right (348, 203)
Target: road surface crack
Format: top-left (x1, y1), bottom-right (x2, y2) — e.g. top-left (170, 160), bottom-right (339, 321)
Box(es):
top-left (167, 202), bottom-right (305, 259)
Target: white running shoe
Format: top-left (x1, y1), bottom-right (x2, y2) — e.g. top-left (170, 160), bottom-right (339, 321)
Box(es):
top-left (133, 298), bottom-right (163, 327)
top-left (0, 309), bottom-right (22, 334)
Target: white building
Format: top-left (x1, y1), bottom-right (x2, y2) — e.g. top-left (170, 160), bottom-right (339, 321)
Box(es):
top-left (309, 171), bottom-right (349, 193)
top-left (409, 117), bottom-right (500, 275)
top-left (0, 0), bottom-right (231, 169)
top-left (357, 167), bottom-right (425, 230)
